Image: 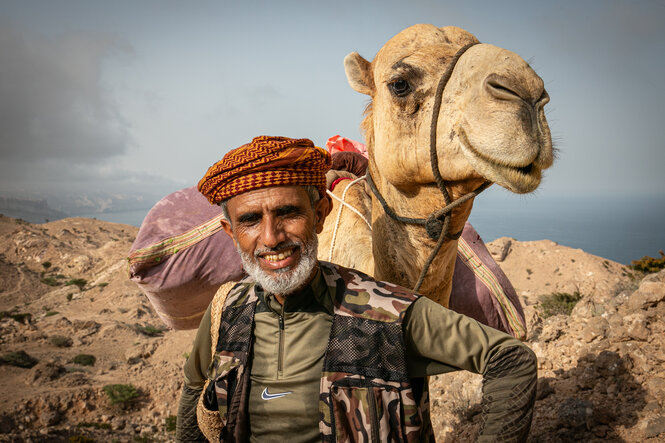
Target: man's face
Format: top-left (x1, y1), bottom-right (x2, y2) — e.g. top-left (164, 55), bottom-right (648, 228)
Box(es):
top-left (221, 186), bottom-right (331, 295)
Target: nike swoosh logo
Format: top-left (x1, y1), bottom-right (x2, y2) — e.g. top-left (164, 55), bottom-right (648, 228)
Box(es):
top-left (261, 387), bottom-right (293, 400)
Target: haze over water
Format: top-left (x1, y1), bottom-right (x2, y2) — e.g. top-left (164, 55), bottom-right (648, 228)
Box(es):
top-left (468, 192), bottom-right (665, 265)
top-left (88, 190), bottom-right (665, 267)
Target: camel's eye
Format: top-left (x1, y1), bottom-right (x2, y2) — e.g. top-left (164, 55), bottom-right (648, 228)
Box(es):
top-left (389, 79), bottom-right (411, 97)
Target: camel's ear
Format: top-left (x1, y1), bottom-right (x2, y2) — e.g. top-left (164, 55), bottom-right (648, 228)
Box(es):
top-left (344, 52), bottom-right (373, 96)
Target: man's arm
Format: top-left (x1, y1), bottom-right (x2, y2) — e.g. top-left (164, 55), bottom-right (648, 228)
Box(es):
top-left (176, 305), bottom-right (214, 442)
top-left (404, 296), bottom-right (537, 442)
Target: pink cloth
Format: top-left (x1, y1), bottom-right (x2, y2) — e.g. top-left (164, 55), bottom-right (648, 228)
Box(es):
top-left (326, 135), bottom-right (368, 158)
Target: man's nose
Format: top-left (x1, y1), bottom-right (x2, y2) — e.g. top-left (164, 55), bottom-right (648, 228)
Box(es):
top-left (260, 218), bottom-right (286, 248)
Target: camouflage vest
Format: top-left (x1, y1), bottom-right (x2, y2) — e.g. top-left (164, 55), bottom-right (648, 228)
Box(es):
top-left (200, 262), bottom-right (434, 442)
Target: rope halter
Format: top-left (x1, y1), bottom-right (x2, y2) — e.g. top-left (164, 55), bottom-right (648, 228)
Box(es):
top-left (365, 41), bottom-right (492, 292)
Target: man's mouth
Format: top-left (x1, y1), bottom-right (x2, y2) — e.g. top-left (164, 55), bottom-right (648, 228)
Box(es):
top-left (256, 245), bottom-right (301, 271)
top-left (262, 247), bottom-right (296, 262)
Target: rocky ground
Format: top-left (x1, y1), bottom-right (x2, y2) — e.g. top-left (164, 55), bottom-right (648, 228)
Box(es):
top-left (431, 239), bottom-right (665, 442)
top-left (0, 214), bottom-right (663, 442)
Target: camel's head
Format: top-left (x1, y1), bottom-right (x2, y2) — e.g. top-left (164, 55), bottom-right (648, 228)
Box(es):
top-left (345, 24), bottom-right (553, 194)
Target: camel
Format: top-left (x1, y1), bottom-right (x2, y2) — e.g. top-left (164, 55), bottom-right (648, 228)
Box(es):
top-left (318, 24), bottom-right (553, 307)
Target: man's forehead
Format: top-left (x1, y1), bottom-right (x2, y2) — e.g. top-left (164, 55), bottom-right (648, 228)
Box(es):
top-left (226, 185), bottom-right (310, 213)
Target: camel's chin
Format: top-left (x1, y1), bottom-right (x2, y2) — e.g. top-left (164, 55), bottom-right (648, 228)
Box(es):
top-left (458, 132), bottom-right (543, 194)
top-left (491, 164), bottom-right (542, 194)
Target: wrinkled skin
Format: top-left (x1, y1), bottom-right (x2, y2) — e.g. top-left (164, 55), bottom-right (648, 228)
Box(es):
top-left (318, 24), bottom-right (553, 306)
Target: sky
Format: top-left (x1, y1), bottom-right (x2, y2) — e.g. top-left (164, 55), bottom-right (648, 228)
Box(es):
top-left (0, 0), bottom-right (664, 258)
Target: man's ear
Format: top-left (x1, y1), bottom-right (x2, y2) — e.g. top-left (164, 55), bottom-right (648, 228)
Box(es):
top-left (314, 194), bottom-right (332, 234)
top-left (220, 218), bottom-right (237, 247)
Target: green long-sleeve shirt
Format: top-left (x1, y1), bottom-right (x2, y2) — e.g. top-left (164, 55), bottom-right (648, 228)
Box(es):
top-left (177, 269), bottom-right (536, 442)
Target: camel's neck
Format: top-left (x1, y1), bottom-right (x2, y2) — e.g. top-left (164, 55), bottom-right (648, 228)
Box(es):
top-left (368, 163), bottom-right (477, 305)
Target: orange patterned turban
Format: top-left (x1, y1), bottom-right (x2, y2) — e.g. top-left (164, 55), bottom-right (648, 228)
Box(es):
top-left (198, 135), bottom-right (332, 204)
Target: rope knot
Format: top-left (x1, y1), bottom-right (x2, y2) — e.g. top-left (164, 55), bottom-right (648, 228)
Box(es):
top-left (425, 215), bottom-right (445, 241)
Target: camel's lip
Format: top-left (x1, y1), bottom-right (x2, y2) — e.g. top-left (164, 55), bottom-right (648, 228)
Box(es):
top-left (457, 128), bottom-right (541, 185)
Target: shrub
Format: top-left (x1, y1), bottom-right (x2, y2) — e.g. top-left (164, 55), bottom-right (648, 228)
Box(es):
top-left (103, 384), bottom-right (140, 408)
top-left (1, 350), bottom-right (38, 368)
top-left (65, 278), bottom-right (88, 291)
top-left (42, 261), bottom-right (52, 269)
top-left (538, 291), bottom-right (583, 318)
top-left (45, 311), bottom-right (59, 317)
top-left (69, 435), bottom-right (95, 443)
top-left (0, 311), bottom-right (32, 324)
top-left (97, 282), bottom-right (109, 288)
top-left (136, 324), bottom-right (165, 337)
top-left (67, 293), bottom-right (73, 301)
top-left (73, 354), bottom-right (96, 366)
top-left (40, 276), bottom-right (61, 286)
top-left (165, 415), bottom-right (177, 432)
top-left (50, 335), bottom-right (72, 348)
top-left (631, 250), bottom-right (665, 273)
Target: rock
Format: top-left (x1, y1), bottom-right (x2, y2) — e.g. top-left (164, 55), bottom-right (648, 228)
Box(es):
top-left (557, 397), bottom-right (594, 430)
top-left (627, 281), bottom-right (665, 311)
top-left (641, 415), bottom-right (665, 438)
top-left (536, 378), bottom-right (554, 400)
top-left (571, 297), bottom-right (604, 318)
top-left (576, 365), bottom-right (597, 390)
top-left (621, 313), bottom-right (649, 341)
top-left (125, 342), bottom-right (158, 364)
top-left (581, 316), bottom-right (609, 343)
top-left (593, 350), bottom-right (627, 378)
top-left (26, 362), bottom-right (65, 386)
top-left (645, 377), bottom-right (665, 399)
top-left (112, 417), bottom-right (126, 430)
top-left (486, 237), bottom-right (512, 262)
top-left (539, 315), bottom-right (567, 342)
top-left (37, 410), bottom-right (61, 426)
top-left (54, 317), bottom-right (72, 328)
top-left (71, 319), bottom-right (101, 333)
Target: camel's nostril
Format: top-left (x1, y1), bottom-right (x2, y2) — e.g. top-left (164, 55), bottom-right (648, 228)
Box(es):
top-left (485, 74), bottom-right (523, 101)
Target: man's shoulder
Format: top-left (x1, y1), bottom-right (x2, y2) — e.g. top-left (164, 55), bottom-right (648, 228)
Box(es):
top-left (320, 261), bottom-right (419, 322)
top-left (320, 261), bottom-right (419, 298)
top-left (224, 275), bottom-right (259, 308)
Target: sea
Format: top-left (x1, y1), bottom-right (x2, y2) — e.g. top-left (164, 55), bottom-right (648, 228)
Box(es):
top-left (466, 192), bottom-right (665, 265)
top-left (80, 192), bottom-right (664, 266)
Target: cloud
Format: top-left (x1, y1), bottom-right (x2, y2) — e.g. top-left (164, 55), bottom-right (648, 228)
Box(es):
top-left (0, 22), bottom-right (133, 163)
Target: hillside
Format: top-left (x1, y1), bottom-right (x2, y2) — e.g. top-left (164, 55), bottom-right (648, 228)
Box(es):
top-left (0, 215), bottom-right (663, 442)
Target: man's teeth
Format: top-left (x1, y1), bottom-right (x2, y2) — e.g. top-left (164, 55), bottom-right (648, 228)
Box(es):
top-left (264, 249), bottom-right (294, 262)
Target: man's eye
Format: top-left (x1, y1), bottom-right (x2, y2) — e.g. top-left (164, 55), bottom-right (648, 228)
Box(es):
top-left (389, 79), bottom-right (411, 97)
top-left (237, 214), bottom-right (261, 225)
top-left (276, 206), bottom-right (300, 217)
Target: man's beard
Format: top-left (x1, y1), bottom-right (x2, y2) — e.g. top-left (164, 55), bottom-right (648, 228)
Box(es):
top-left (236, 234), bottom-right (319, 295)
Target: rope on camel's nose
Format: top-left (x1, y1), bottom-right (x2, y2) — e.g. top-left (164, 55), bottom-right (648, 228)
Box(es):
top-left (364, 41), bottom-right (494, 293)
top-left (429, 42), bottom-right (479, 206)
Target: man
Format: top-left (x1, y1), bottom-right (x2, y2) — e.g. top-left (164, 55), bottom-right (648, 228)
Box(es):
top-left (177, 136), bottom-right (537, 442)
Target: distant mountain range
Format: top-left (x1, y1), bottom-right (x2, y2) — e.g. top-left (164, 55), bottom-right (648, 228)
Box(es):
top-left (0, 197), bottom-right (69, 224)
top-left (0, 192), bottom-right (157, 225)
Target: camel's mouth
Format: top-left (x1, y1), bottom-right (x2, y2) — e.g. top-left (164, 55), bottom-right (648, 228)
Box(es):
top-left (458, 129), bottom-right (541, 193)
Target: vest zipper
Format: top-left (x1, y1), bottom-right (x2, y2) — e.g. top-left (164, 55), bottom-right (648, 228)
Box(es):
top-left (278, 313), bottom-right (285, 377)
